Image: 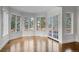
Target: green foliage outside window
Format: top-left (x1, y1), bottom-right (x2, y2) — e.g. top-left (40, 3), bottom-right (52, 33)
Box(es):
top-left (40, 17), bottom-right (46, 28)
top-left (37, 17), bottom-right (46, 31)
top-left (17, 16), bottom-right (20, 31)
top-left (11, 15), bottom-right (16, 30)
top-left (29, 18), bottom-right (33, 28)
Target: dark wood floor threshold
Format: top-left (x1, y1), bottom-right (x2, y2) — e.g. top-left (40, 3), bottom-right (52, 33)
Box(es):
top-left (48, 37), bottom-right (59, 43)
top-left (62, 42), bottom-right (79, 52)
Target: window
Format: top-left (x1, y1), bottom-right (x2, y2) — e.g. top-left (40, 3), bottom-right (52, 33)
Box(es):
top-left (11, 14), bottom-right (21, 32)
top-left (64, 12), bottom-right (73, 34)
top-left (17, 16), bottom-right (20, 31)
top-left (37, 17), bottom-right (46, 31)
top-left (29, 17), bottom-right (34, 31)
top-left (48, 17), bottom-right (53, 37)
top-left (53, 15), bottom-right (58, 39)
top-left (24, 17), bottom-right (28, 31)
top-left (40, 17), bottom-right (46, 31)
top-left (11, 15), bottom-right (16, 32)
top-left (48, 17), bottom-right (53, 28)
top-left (37, 17), bottom-right (41, 31)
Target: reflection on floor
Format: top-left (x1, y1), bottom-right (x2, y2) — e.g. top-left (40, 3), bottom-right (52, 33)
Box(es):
top-left (0, 36), bottom-right (60, 52)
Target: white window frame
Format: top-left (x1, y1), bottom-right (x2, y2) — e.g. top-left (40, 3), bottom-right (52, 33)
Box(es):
top-left (10, 13), bottom-right (21, 33)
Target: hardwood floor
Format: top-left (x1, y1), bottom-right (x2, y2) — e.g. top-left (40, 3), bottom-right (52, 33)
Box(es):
top-left (0, 36), bottom-right (60, 52)
top-left (62, 42), bottom-right (76, 52)
top-left (62, 42), bottom-right (79, 52)
top-left (2, 36), bottom-right (79, 52)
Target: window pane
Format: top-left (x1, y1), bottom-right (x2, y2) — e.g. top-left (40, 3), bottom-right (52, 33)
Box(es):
top-left (53, 15), bottom-right (58, 39)
top-left (37, 17), bottom-right (46, 31)
top-left (37, 17), bottom-right (41, 31)
top-left (17, 16), bottom-right (20, 31)
top-left (40, 17), bottom-right (46, 31)
top-left (24, 17), bottom-right (28, 31)
top-left (29, 17), bottom-right (34, 31)
top-left (48, 17), bottom-right (53, 37)
top-left (11, 15), bottom-right (16, 32)
top-left (48, 17), bottom-right (53, 28)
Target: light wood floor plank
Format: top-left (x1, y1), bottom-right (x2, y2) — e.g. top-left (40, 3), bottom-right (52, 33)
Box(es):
top-left (0, 36), bottom-right (60, 52)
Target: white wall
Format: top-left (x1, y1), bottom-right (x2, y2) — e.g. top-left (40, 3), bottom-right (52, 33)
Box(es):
top-left (0, 7), bottom-right (10, 49)
top-left (76, 7), bottom-right (79, 42)
top-left (2, 8), bottom-right (9, 36)
top-left (0, 7), bottom-right (2, 39)
top-left (62, 6), bottom-right (77, 43)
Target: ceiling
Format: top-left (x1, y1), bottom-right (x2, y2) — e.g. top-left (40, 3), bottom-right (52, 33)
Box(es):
top-left (9, 6), bottom-right (57, 13)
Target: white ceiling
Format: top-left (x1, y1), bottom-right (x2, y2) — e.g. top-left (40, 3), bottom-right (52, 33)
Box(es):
top-left (9, 6), bottom-right (57, 13)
